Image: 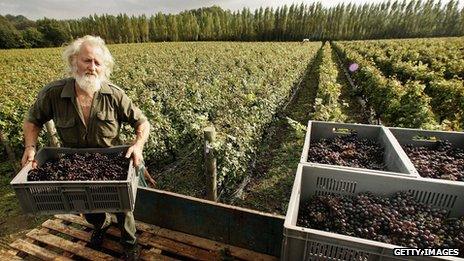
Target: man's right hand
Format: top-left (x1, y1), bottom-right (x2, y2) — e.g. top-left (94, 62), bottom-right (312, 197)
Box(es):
top-left (21, 147), bottom-right (38, 168)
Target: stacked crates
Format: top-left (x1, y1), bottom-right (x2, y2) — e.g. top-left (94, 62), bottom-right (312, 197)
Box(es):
top-left (300, 121), bottom-right (417, 176)
top-left (282, 121), bottom-right (464, 260)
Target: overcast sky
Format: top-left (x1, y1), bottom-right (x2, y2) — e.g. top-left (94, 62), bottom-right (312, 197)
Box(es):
top-left (0, 0), bottom-right (408, 20)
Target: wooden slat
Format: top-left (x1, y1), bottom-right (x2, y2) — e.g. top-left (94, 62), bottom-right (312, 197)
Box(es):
top-left (51, 216), bottom-right (177, 260)
top-left (26, 228), bottom-right (116, 261)
top-left (136, 221), bottom-right (277, 261)
top-left (56, 214), bottom-right (277, 261)
top-left (139, 232), bottom-right (216, 261)
top-left (140, 248), bottom-right (180, 261)
top-left (55, 214), bottom-right (153, 248)
top-left (48, 219), bottom-right (80, 259)
top-left (18, 227), bottom-right (76, 259)
top-left (42, 219), bottom-right (124, 253)
top-left (0, 249), bottom-right (23, 260)
top-left (10, 239), bottom-right (72, 261)
top-left (55, 214), bottom-right (123, 237)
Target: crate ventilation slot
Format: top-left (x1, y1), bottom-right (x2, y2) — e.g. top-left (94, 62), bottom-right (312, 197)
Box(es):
top-left (306, 241), bottom-right (369, 261)
top-left (30, 187), bottom-right (60, 195)
top-left (315, 177), bottom-right (356, 194)
top-left (409, 190), bottom-right (456, 208)
top-left (89, 186), bottom-right (117, 193)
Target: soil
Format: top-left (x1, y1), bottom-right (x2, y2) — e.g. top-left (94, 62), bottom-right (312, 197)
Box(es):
top-left (0, 162), bottom-right (50, 248)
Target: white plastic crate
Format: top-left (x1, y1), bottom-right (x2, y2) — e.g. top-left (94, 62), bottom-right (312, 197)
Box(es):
top-left (282, 164), bottom-right (464, 261)
top-left (389, 127), bottom-right (464, 183)
top-left (300, 121), bottom-right (418, 176)
top-left (10, 146), bottom-right (138, 215)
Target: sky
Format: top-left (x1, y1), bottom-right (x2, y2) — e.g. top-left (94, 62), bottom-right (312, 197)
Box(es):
top-left (1, 0), bottom-right (398, 20)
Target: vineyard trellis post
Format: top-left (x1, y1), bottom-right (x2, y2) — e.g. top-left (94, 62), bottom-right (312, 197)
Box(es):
top-left (203, 126), bottom-right (217, 202)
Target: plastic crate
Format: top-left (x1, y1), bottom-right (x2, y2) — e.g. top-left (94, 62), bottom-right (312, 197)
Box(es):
top-left (389, 127), bottom-right (464, 183)
top-left (282, 164), bottom-right (464, 261)
top-left (300, 121), bottom-right (418, 176)
top-left (10, 146), bottom-right (138, 215)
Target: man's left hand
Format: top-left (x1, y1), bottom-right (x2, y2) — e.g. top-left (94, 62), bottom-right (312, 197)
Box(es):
top-left (125, 143), bottom-right (143, 167)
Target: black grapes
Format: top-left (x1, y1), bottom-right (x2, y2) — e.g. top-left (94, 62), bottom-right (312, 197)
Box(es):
top-left (297, 192), bottom-right (464, 257)
top-left (404, 140), bottom-right (464, 182)
top-left (28, 152), bottom-right (129, 181)
top-left (307, 134), bottom-right (386, 170)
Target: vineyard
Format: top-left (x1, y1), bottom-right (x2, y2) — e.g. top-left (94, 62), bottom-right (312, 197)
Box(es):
top-left (335, 37), bottom-right (464, 130)
top-left (1, 37), bottom-right (464, 219)
top-left (0, 42), bottom-right (320, 199)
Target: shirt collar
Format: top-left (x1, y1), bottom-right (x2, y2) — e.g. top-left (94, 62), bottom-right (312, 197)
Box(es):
top-left (100, 81), bottom-right (113, 94)
top-left (60, 78), bottom-right (75, 98)
top-left (60, 78), bottom-right (113, 98)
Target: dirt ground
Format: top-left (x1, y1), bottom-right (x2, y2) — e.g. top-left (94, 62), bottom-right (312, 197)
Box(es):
top-left (0, 162), bottom-right (50, 247)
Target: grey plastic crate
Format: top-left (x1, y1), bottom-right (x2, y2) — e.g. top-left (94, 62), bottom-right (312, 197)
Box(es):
top-left (10, 146), bottom-right (138, 215)
top-left (300, 121), bottom-right (418, 176)
top-left (389, 127), bottom-right (464, 182)
top-left (282, 163), bottom-right (464, 261)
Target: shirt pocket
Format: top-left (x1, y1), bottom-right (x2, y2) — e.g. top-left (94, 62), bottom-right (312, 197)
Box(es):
top-left (55, 117), bottom-right (78, 145)
top-left (96, 111), bottom-right (118, 138)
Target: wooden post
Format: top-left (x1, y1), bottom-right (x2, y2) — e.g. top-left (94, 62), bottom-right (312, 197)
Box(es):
top-left (203, 126), bottom-right (217, 202)
top-left (0, 130), bottom-right (20, 174)
top-left (45, 120), bottom-right (60, 147)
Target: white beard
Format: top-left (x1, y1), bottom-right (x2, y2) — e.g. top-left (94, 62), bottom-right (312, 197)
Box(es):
top-left (74, 73), bottom-right (103, 94)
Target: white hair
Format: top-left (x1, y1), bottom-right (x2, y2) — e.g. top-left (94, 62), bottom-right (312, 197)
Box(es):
top-left (62, 35), bottom-right (114, 80)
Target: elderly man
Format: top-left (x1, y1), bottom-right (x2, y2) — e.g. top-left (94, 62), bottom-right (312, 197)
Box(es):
top-left (21, 35), bottom-right (150, 260)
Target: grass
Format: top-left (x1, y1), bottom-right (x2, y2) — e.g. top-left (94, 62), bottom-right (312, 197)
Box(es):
top-left (233, 45), bottom-right (369, 215)
top-left (233, 51), bottom-right (321, 215)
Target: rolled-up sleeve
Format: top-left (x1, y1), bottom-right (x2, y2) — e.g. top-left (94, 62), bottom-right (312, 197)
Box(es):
top-left (118, 92), bottom-right (147, 127)
top-left (27, 89), bottom-right (52, 127)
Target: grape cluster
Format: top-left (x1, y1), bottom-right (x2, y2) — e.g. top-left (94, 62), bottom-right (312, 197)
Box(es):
top-left (403, 140), bottom-right (464, 181)
top-left (297, 192), bottom-right (464, 256)
top-left (308, 134), bottom-right (386, 170)
top-left (28, 152), bottom-right (129, 181)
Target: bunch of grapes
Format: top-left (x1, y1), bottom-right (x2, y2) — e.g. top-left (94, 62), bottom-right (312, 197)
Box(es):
top-left (28, 152), bottom-right (129, 181)
top-left (308, 134), bottom-right (385, 170)
top-left (404, 140), bottom-right (464, 181)
top-left (297, 192), bottom-right (464, 256)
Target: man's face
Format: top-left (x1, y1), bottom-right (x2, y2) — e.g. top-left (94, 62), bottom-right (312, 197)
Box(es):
top-left (74, 43), bottom-right (106, 93)
top-left (76, 43), bottom-right (104, 78)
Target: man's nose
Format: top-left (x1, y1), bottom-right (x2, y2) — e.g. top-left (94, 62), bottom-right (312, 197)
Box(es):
top-left (88, 61), bottom-right (97, 71)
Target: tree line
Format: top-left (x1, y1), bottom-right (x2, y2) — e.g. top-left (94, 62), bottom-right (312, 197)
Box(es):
top-left (1, 0), bottom-right (463, 49)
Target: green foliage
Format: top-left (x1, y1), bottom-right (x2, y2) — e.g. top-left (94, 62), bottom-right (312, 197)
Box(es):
top-left (21, 28), bottom-right (45, 48)
top-left (0, 41), bottom-right (320, 196)
top-left (0, 16), bottom-right (23, 49)
top-left (333, 41), bottom-right (440, 129)
top-left (3, 1), bottom-right (464, 49)
top-left (340, 37), bottom-right (464, 129)
top-left (311, 44), bottom-right (347, 122)
top-left (36, 18), bottom-right (71, 47)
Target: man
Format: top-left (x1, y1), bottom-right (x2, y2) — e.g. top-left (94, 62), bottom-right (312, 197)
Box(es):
top-left (21, 35), bottom-right (151, 260)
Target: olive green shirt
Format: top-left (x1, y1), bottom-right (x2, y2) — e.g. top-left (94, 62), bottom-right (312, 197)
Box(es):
top-left (27, 77), bottom-right (147, 148)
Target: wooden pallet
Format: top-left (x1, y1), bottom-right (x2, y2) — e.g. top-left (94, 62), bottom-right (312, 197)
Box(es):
top-left (3, 214), bottom-right (277, 261)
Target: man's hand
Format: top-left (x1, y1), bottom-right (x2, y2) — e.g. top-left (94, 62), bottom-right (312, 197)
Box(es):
top-left (21, 147), bottom-right (38, 169)
top-left (125, 143), bottom-right (143, 167)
